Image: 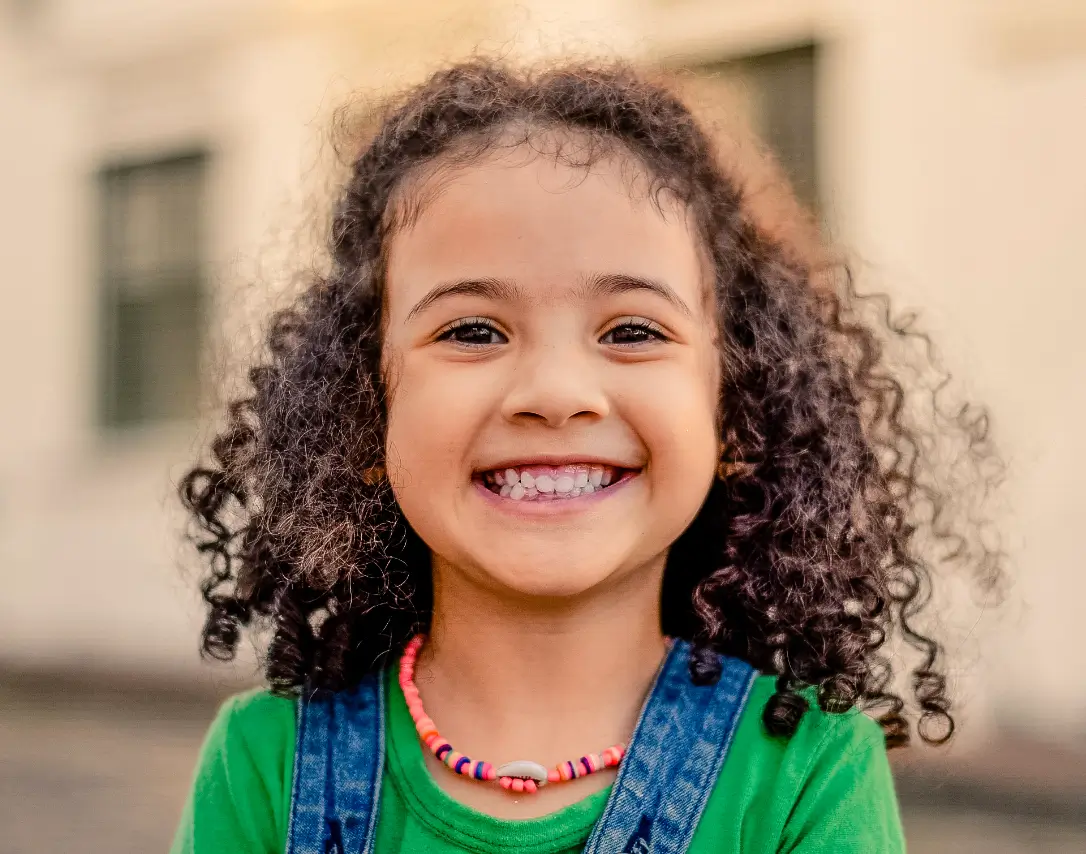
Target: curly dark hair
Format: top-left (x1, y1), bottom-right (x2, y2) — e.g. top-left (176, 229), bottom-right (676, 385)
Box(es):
top-left (180, 58), bottom-right (1003, 748)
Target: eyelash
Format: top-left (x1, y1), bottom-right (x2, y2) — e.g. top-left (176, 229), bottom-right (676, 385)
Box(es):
top-left (434, 317), bottom-right (670, 348)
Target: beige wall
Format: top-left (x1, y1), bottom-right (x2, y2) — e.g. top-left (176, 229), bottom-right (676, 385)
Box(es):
top-left (1, 0), bottom-right (1084, 740)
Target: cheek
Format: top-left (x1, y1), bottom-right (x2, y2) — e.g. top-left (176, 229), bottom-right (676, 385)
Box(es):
top-left (615, 356), bottom-right (719, 486)
top-left (384, 353), bottom-right (494, 477)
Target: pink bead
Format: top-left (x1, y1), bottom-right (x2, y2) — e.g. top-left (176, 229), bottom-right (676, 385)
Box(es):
top-left (547, 770), bottom-right (561, 783)
top-left (511, 778), bottom-right (525, 793)
top-left (500, 777), bottom-right (513, 790)
top-left (482, 763), bottom-right (496, 780)
top-left (524, 780), bottom-right (538, 794)
top-left (588, 753), bottom-right (601, 772)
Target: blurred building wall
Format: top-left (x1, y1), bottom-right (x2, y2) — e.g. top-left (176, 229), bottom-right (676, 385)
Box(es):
top-left (0, 0), bottom-right (1083, 743)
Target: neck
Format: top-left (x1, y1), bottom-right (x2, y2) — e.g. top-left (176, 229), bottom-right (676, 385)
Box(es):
top-left (414, 557), bottom-right (669, 766)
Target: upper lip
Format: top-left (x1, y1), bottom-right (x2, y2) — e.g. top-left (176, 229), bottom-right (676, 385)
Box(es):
top-left (475, 454), bottom-right (643, 472)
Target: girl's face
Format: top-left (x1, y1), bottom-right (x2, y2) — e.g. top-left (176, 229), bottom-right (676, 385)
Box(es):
top-left (383, 146), bottom-right (720, 600)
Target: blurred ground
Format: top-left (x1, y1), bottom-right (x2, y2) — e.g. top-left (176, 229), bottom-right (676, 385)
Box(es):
top-left (2, 672), bottom-right (1084, 854)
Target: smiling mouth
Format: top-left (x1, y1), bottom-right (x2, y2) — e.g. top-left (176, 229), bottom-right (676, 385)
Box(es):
top-left (476, 463), bottom-right (637, 502)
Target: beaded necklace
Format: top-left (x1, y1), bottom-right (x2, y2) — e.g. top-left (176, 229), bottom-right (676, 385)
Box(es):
top-left (399, 634), bottom-right (626, 794)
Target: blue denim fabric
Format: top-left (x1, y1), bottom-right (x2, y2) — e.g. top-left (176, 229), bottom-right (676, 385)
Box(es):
top-left (582, 641), bottom-right (756, 854)
top-left (286, 676), bottom-right (386, 854)
top-left (287, 640), bottom-right (756, 854)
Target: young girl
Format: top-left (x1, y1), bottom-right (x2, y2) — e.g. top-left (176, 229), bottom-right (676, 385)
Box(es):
top-left (172, 59), bottom-right (1000, 853)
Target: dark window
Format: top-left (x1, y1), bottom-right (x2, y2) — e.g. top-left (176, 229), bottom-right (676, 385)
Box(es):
top-left (686, 44), bottom-right (819, 213)
top-left (98, 152), bottom-right (207, 428)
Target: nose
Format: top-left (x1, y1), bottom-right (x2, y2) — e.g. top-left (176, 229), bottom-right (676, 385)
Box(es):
top-left (500, 344), bottom-right (610, 428)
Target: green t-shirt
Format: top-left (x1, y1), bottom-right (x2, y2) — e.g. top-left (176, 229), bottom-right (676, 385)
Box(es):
top-left (171, 669), bottom-right (905, 853)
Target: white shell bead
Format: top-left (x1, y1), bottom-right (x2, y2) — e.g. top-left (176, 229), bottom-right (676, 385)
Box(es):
top-left (495, 760), bottom-right (549, 784)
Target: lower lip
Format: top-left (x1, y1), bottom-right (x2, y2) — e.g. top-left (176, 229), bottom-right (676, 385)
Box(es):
top-left (472, 470), bottom-right (640, 516)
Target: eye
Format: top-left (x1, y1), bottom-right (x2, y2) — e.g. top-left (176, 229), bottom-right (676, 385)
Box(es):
top-left (600, 317), bottom-right (670, 347)
top-left (435, 318), bottom-right (507, 347)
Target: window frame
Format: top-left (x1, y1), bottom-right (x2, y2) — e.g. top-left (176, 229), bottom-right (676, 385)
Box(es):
top-left (96, 149), bottom-right (209, 431)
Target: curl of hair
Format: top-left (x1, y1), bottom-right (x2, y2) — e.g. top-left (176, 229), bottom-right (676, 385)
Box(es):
top-left (180, 58), bottom-right (1003, 747)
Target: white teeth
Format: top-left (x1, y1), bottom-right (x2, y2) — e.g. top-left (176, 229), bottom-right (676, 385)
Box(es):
top-left (488, 464), bottom-right (624, 501)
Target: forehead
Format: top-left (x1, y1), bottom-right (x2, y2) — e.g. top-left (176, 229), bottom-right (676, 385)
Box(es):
top-left (383, 147), bottom-right (708, 312)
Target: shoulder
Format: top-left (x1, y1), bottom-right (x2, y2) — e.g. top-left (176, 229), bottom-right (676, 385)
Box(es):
top-left (708, 674), bottom-right (904, 852)
top-left (215, 688), bottom-right (297, 740)
top-left (699, 673), bottom-right (903, 851)
top-left (198, 687), bottom-right (297, 782)
top-left (201, 686), bottom-right (295, 751)
top-left (740, 674), bottom-right (887, 757)
top-left (170, 689), bottom-right (297, 854)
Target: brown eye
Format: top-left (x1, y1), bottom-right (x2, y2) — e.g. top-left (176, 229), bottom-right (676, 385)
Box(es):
top-left (601, 320), bottom-right (668, 346)
top-left (437, 320), bottom-right (506, 347)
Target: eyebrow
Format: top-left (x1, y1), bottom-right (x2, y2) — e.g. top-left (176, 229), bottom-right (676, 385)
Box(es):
top-left (404, 271), bottom-right (693, 321)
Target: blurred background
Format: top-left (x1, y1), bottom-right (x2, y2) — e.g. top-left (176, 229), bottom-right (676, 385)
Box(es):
top-left (1, 0), bottom-right (1084, 851)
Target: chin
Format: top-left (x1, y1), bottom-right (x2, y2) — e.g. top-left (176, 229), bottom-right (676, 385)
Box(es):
top-left (472, 547), bottom-right (638, 600)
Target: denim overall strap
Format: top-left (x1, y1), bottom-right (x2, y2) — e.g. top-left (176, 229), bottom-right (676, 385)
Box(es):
top-left (583, 640), bottom-right (757, 854)
top-left (286, 671), bottom-right (386, 854)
